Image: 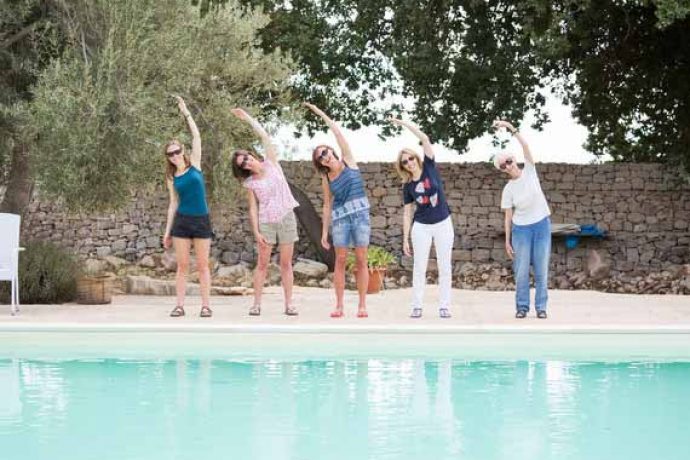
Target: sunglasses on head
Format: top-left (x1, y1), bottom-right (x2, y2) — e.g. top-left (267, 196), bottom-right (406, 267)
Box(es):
top-left (499, 159), bottom-right (513, 170)
top-left (166, 148), bottom-right (182, 158)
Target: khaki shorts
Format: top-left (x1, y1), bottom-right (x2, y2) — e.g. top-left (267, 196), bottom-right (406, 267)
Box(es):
top-left (259, 211), bottom-right (298, 245)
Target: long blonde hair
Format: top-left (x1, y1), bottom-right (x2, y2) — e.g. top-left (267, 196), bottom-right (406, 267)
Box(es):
top-left (163, 139), bottom-right (191, 181)
top-left (394, 148), bottom-right (423, 183)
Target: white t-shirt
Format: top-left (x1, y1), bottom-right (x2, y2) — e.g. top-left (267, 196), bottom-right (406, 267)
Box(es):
top-left (500, 162), bottom-right (551, 225)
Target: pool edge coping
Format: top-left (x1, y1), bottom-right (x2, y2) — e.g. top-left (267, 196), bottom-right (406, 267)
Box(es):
top-left (2, 322), bottom-right (690, 334)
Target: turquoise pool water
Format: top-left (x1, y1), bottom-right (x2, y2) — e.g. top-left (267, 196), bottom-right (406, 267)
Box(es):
top-left (1, 358), bottom-right (688, 460)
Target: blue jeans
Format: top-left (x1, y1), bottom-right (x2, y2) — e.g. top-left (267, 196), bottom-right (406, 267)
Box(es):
top-left (511, 217), bottom-right (551, 312)
top-left (331, 210), bottom-right (371, 248)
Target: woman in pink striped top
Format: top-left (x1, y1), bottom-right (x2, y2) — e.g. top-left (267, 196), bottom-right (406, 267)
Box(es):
top-left (230, 108), bottom-right (300, 316)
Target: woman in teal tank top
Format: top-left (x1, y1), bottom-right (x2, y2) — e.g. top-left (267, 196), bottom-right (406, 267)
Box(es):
top-left (162, 96), bottom-right (212, 318)
top-left (304, 102), bottom-right (371, 319)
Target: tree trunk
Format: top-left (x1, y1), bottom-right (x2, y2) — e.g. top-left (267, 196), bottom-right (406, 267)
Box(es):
top-left (0, 142), bottom-right (33, 216)
top-left (288, 182), bottom-right (335, 271)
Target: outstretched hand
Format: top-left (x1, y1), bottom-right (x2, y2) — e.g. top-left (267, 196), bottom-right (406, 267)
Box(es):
top-left (174, 95), bottom-right (188, 113)
top-left (493, 120), bottom-right (515, 131)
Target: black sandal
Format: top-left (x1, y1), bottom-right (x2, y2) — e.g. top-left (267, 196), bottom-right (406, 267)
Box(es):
top-left (170, 305), bottom-right (185, 317)
top-left (200, 306), bottom-right (213, 318)
top-left (537, 310), bottom-right (548, 319)
top-left (515, 310), bottom-right (527, 319)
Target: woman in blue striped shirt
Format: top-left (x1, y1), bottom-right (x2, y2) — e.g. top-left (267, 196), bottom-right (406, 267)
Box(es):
top-left (305, 102), bottom-right (370, 318)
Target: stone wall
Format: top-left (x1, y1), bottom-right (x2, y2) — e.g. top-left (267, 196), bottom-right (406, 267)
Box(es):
top-left (17, 162), bottom-right (690, 292)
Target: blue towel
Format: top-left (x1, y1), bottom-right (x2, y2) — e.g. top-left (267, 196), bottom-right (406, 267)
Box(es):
top-left (565, 224), bottom-right (607, 249)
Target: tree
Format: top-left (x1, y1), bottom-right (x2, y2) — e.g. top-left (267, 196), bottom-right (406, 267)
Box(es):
top-left (0, 0), bottom-right (67, 214)
top-left (29, 0), bottom-right (296, 211)
top-left (1, 0), bottom-right (295, 213)
top-left (200, 0), bottom-right (690, 172)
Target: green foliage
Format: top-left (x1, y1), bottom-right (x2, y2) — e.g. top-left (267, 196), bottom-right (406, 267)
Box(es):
top-left (25, 0), bottom-right (295, 211)
top-left (0, 241), bottom-right (79, 304)
top-left (204, 0), bottom-right (690, 173)
top-left (346, 245), bottom-right (396, 272)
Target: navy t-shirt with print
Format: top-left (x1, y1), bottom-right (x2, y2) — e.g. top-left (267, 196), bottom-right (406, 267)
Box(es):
top-left (402, 156), bottom-right (451, 224)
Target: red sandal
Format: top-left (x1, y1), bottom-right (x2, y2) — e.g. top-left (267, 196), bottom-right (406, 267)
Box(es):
top-left (330, 309), bottom-right (344, 318)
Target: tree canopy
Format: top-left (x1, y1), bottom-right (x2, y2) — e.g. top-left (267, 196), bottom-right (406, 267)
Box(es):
top-left (1, 0), bottom-right (296, 212)
top-left (198, 0), bottom-right (690, 171)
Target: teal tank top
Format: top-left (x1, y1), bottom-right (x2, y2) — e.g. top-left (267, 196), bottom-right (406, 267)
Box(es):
top-left (173, 166), bottom-right (209, 216)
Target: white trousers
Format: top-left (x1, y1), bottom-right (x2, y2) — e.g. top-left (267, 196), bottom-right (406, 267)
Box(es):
top-left (411, 216), bottom-right (454, 309)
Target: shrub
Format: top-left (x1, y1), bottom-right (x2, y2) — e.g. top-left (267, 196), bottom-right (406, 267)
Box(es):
top-left (0, 241), bottom-right (79, 304)
top-left (346, 246), bottom-right (397, 272)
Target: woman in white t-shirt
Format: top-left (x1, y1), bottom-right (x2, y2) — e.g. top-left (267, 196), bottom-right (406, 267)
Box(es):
top-left (493, 120), bottom-right (551, 319)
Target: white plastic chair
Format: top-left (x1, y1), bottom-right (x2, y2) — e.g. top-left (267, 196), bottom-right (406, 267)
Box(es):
top-left (0, 213), bottom-right (24, 315)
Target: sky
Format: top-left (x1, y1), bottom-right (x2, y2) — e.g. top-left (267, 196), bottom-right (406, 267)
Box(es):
top-left (275, 92), bottom-right (607, 164)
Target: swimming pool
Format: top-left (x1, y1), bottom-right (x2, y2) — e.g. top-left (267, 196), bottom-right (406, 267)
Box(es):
top-left (1, 331), bottom-right (689, 460)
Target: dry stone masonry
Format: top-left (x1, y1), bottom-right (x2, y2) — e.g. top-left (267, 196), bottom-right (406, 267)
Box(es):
top-left (17, 162), bottom-right (690, 294)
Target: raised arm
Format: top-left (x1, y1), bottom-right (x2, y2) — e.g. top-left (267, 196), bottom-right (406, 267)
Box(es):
top-left (493, 120), bottom-right (534, 165)
top-left (390, 118), bottom-right (434, 159)
top-left (176, 96), bottom-right (201, 169)
top-left (304, 102), bottom-right (356, 168)
top-left (231, 108), bottom-right (278, 163)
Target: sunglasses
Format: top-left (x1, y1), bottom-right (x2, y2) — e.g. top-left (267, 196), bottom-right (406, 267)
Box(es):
top-left (316, 149), bottom-right (330, 162)
top-left (401, 157), bottom-right (415, 166)
top-left (499, 159), bottom-right (513, 170)
top-left (166, 148), bottom-right (182, 158)
top-left (238, 154), bottom-right (250, 169)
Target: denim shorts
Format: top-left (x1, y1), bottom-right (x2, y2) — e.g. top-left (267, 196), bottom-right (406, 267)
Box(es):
top-left (331, 210), bottom-right (370, 248)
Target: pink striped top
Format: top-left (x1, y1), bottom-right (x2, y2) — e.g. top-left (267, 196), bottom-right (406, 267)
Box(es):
top-left (243, 160), bottom-right (299, 223)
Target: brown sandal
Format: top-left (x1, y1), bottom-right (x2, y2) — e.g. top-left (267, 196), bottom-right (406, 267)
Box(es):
top-left (170, 305), bottom-right (185, 317)
top-left (200, 306), bottom-right (212, 318)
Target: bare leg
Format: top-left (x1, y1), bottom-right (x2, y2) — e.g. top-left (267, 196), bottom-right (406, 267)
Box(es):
top-left (332, 248), bottom-right (348, 314)
top-left (354, 246), bottom-right (369, 315)
top-left (173, 237), bottom-right (192, 310)
top-left (253, 242), bottom-right (273, 308)
top-left (193, 238), bottom-right (212, 309)
top-left (278, 243), bottom-right (295, 310)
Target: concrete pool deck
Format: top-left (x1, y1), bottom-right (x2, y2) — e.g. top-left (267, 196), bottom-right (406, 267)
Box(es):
top-left (1, 286), bottom-right (689, 333)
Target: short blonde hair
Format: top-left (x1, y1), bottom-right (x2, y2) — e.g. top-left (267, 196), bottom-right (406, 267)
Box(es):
top-left (394, 148), bottom-right (423, 183)
top-left (493, 152), bottom-right (515, 170)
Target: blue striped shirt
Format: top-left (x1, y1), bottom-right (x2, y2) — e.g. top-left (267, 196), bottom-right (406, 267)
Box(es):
top-left (329, 165), bottom-right (370, 220)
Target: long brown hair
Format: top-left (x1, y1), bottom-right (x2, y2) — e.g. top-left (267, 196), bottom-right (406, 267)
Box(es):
top-left (230, 149), bottom-right (264, 181)
top-left (395, 148), bottom-right (423, 183)
top-left (311, 144), bottom-right (340, 176)
top-left (163, 139), bottom-right (191, 181)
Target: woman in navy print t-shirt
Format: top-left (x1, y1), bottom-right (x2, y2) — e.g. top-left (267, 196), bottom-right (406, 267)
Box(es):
top-left (392, 118), bottom-right (454, 319)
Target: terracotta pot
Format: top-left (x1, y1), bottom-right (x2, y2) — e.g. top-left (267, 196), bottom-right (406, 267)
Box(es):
top-left (352, 267), bottom-right (386, 294)
top-left (366, 268), bottom-right (385, 294)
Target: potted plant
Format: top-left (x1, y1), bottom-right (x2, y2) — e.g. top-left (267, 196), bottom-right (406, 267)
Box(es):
top-left (346, 246), bottom-right (396, 294)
